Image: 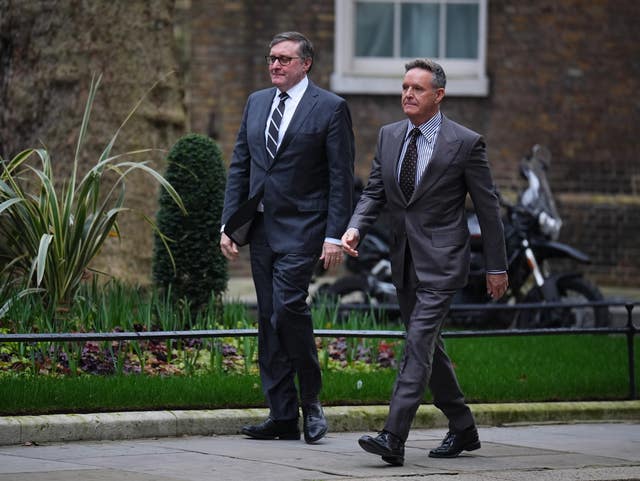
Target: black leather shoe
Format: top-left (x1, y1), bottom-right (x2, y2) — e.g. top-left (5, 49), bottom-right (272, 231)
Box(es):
top-left (302, 402), bottom-right (328, 443)
top-left (428, 426), bottom-right (481, 458)
top-left (358, 431), bottom-right (405, 466)
top-left (241, 417), bottom-right (300, 440)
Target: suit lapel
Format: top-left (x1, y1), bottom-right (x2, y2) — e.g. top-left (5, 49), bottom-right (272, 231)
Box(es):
top-left (382, 121), bottom-right (409, 203)
top-left (274, 82), bottom-right (319, 160)
top-left (411, 115), bottom-right (461, 202)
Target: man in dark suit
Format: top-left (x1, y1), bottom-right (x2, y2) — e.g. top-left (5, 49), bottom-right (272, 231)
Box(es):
top-left (220, 32), bottom-right (354, 444)
top-left (342, 58), bottom-right (508, 465)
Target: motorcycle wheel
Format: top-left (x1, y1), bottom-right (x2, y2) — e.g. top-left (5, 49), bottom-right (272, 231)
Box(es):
top-left (312, 276), bottom-right (401, 322)
top-left (517, 276), bottom-right (611, 329)
top-left (312, 275), bottom-right (371, 305)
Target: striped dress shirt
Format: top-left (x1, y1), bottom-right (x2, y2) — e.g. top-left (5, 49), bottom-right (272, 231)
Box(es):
top-left (397, 112), bottom-right (442, 187)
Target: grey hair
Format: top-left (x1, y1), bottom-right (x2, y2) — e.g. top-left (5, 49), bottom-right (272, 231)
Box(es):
top-left (404, 58), bottom-right (446, 89)
top-left (269, 31), bottom-right (314, 72)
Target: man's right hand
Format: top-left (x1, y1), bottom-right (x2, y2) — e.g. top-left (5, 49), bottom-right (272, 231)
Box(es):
top-left (220, 232), bottom-right (239, 261)
top-left (341, 228), bottom-right (360, 257)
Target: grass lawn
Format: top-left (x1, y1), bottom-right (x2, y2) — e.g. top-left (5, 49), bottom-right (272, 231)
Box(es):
top-left (1, 334), bottom-right (636, 415)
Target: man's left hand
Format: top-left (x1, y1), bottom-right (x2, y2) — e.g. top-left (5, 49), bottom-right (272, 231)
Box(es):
top-left (320, 242), bottom-right (343, 269)
top-left (486, 272), bottom-right (509, 299)
top-left (220, 232), bottom-right (239, 261)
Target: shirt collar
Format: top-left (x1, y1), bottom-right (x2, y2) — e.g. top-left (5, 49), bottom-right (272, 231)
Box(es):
top-left (276, 75), bottom-right (308, 103)
top-left (406, 111), bottom-right (442, 141)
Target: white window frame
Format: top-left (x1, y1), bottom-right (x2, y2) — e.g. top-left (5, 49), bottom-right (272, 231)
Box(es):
top-left (331, 0), bottom-right (489, 96)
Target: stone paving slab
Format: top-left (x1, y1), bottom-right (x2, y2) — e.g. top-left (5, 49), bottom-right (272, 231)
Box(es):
top-left (0, 423), bottom-right (639, 481)
top-left (2, 401), bottom-right (639, 446)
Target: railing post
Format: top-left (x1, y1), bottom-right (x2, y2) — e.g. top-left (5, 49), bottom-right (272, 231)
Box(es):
top-left (626, 303), bottom-right (637, 400)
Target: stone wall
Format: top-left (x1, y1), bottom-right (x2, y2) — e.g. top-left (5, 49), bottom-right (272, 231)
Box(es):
top-left (0, 0), bottom-right (185, 285)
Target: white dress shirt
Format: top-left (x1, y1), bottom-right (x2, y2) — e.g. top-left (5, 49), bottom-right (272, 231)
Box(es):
top-left (265, 76), bottom-right (308, 150)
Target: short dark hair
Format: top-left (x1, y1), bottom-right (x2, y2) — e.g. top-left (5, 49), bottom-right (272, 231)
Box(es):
top-left (270, 31), bottom-right (314, 72)
top-left (405, 58), bottom-right (446, 89)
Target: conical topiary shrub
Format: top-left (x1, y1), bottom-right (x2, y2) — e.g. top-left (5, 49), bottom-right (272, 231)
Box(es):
top-left (152, 133), bottom-right (227, 310)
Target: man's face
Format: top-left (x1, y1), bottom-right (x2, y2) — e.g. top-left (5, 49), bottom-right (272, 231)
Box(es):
top-left (268, 40), bottom-right (311, 92)
top-left (401, 68), bottom-right (444, 125)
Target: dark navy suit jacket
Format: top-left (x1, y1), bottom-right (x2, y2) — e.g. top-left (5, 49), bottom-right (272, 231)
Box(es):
top-left (222, 80), bottom-right (355, 254)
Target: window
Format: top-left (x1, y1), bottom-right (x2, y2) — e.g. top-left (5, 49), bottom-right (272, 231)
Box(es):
top-left (331, 0), bottom-right (489, 96)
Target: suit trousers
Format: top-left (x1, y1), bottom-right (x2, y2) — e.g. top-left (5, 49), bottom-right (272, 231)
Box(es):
top-left (384, 247), bottom-right (475, 441)
top-left (249, 214), bottom-right (322, 421)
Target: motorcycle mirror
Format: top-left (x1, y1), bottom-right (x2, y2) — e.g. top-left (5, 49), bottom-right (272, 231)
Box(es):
top-left (531, 144), bottom-right (551, 169)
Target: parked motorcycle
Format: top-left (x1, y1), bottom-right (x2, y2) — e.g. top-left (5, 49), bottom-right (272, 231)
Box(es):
top-left (313, 145), bottom-right (611, 329)
top-left (312, 178), bottom-right (398, 311)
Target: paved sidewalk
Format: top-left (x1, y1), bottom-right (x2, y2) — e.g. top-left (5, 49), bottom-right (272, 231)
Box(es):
top-left (226, 277), bottom-right (640, 305)
top-left (226, 277), bottom-right (640, 326)
top-left (3, 402), bottom-right (639, 446)
top-left (1, 422), bottom-right (639, 481)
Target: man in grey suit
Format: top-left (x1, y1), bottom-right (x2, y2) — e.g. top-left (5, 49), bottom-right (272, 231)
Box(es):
top-left (220, 32), bottom-right (354, 444)
top-left (342, 59), bottom-right (508, 465)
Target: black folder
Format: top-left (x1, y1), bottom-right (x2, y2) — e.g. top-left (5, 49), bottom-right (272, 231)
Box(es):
top-left (223, 195), bottom-right (262, 246)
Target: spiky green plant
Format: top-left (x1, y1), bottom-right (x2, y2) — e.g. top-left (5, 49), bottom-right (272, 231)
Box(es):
top-left (0, 74), bottom-right (185, 315)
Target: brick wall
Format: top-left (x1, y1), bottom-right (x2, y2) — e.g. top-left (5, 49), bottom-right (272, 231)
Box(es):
top-left (485, 1), bottom-right (640, 286)
top-left (187, 0), bottom-right (640, 285)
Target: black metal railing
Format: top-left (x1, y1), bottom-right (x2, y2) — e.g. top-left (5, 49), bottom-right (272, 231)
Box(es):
top-left (0, 299), bottom-right (637, 399)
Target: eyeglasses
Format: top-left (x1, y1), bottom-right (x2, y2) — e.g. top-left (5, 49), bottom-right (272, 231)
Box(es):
top-left (265, 55), bottom-right (301, 66)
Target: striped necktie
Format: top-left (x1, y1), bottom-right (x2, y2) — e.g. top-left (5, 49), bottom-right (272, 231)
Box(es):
top-left (266, 91), bottom-right (289, 160)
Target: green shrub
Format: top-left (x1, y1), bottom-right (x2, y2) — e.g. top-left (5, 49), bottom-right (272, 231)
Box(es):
top-left (152, 134), bottom-right (228, 310)
top-left (0, 75), bottom-right (184, 316)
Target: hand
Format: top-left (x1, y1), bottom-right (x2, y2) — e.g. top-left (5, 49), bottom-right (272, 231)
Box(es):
top-left (486, 272), bottom-right (509, 299)
top-left (320, 242), bottom-right (343, 269)
top-left (341, 228), bottom-right (360, 257)
top-left (220, 232), bottom-right (239, 261)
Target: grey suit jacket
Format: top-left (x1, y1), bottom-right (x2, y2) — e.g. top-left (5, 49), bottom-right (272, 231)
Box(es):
top-left (349, 115), bottom-right (507, 290)
top-left (222, 80), bottom-right (355, 254)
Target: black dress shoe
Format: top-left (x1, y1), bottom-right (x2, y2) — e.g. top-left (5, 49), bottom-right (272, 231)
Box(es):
top-left (302, 402), bottom-right (328, 443)
top-left (428, 426), bottom-right (481, 458)
top-left (358, 431), bottom-right (405, 466)
top-left (241, 417), bottom-right (300, 440)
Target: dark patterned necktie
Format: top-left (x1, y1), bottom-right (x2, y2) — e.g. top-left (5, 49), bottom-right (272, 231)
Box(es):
top-left (266, 91), bottom-right (289, 159)
top-left (399, 127), bottom-right (420, 200)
